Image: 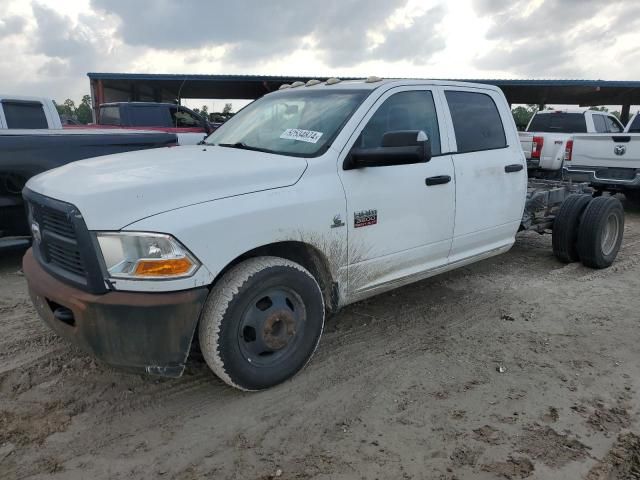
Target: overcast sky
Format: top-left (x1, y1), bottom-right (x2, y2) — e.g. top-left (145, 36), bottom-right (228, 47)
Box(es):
top-left (1, 0), bottom-right (639, 109)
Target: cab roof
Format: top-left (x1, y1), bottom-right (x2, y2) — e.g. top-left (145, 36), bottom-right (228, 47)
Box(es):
top-left (275, 78), bottom-right (502, 93)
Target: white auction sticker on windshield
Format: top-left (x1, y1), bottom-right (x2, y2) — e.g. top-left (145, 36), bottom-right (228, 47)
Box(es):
top-left (280, 128), bottom-right (324, 144)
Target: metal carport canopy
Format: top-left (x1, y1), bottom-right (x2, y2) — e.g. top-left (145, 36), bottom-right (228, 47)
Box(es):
top-left (87, 72), bottom-right (640, 107)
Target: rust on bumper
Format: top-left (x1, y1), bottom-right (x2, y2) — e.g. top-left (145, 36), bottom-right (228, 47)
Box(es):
top-left (23, 248), bottom-right (208, 377)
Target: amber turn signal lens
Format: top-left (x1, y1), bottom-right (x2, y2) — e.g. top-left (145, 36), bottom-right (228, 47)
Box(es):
top-left (133, 257), bottom-right (194, 277)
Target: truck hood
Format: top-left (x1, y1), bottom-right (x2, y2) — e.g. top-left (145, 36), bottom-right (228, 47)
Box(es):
top-left (26, 145), bottom-right (308, 230)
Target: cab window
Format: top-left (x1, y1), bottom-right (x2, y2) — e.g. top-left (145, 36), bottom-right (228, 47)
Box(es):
top-left (171, 107), bottom-right (204, 128)
top-left (100, 106), bottom-right (121, 126)
top-left (357, 90), bottom-right (441, 155)
top-left (3, 101), bottom-right (48, 129)
top-left (445, 91), bottom-right (506, 153)
top-left (605, 116), bottom-right (623, 133)
top-left (129, 106), bottom-right (172, 127)
top-left (593, 114), bottom-right (608, 133)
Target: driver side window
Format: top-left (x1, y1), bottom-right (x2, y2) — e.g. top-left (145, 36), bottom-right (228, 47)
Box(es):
top-left (358, 90), bottom-right (441, 155)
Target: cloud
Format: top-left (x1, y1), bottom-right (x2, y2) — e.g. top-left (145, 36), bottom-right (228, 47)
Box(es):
top-left (89, 0), bottom-right (447, 67)
top-left (471, 0), bottom-right (636, 78)
top-left (0, 14), bottom-right (26, 36)
top-left (31, 3), bottom-right (93, 62)
top-left (371, 6), bottom-right (445, 64)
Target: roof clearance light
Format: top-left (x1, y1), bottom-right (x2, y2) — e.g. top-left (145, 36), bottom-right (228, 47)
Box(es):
top-left (365, 76), bottom-right (383, 83)
top-left (326, 77), bottom-right (342, 85)
top-left (306, 79), bottom-right (321, 87)
top-left (279, 84), bottom-right (292, 90)
top-left (290, 81), bottom-right (305, 88)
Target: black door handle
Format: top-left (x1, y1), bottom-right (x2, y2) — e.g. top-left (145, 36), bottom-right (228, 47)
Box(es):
top-left (425, 175), bottom-right (451, 186)
top-left (505, 164), bottom-right (524, 173)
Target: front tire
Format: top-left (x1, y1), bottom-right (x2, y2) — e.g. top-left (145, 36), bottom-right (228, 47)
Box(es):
top-left (199, 256), bottom-right (325, 391)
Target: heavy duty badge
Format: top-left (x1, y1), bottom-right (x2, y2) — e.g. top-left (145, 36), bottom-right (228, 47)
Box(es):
top-left (354, 209), bottom-right (377, 228)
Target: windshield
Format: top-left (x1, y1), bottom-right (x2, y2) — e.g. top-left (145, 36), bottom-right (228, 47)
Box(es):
top-left (204, 89), bottom-right (369, 157)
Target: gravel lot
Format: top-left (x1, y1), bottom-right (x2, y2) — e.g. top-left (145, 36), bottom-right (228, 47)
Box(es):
top-left (1, 202), bottom-right (639, 480)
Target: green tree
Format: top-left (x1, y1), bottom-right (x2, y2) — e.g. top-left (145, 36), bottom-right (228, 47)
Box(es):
top-left (589, 106), bottom-right (609, 112)
top-left (54, 96), bottom-right (93, 124)
top-left (54, 98), bottom-right (76, 118)
top-left (75, 95), bottom-right (93, 124)
top-left (200, 105), bottom-right (209, 120)
top-left (222, 103), bottom-right (233, 116)
top-left (511, 104), bottom-right (539, 130)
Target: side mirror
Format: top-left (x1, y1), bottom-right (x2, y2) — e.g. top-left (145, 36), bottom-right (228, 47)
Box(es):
top-left (344, 130), bottom-right (431, 170)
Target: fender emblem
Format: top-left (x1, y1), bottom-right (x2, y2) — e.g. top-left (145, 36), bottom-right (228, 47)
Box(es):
top-left (331, 214), bottom-right (345, 228)
top-left (354, 209), bottom-right (377, 228)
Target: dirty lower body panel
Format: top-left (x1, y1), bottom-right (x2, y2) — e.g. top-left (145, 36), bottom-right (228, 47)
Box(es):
top-left (23, 248), bottom-right (208, 377)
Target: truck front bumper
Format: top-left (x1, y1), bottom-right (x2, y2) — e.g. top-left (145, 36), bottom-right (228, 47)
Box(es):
top-left (563, 166), bottom-right (640, 189)
top-left (23, 248), bottom-right (209, 377)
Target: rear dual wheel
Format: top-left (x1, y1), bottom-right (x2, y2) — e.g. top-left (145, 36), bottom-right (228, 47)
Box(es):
top-left (198, 256), bottom-right (325, 391)
top-left (552, 194), bottom-right (592, 263)
top-left (577, 196), bottom-right (624, 268)
top-left (552, 195), bottom-right (624, 269)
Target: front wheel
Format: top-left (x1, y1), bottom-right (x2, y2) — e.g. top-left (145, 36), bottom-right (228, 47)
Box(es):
top-left (199, 256), bottom-right (325, 391)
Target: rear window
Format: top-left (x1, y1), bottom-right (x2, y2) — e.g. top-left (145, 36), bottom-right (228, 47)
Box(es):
top-left (527, 113), bottom-right (587, 133)
top-left (629, 115), bottom-right (640, 133)
top-left (129, 106), bottom-right (172, 127)
top-left (2, 101), bottom-right (48, 129)
top-left (100, 106), bottom-right (121, 126)
top-left (445, 91), bottom-right (506, 153)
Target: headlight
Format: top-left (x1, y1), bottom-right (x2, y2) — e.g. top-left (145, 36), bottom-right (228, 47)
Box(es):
top-left (96, 232), bottom-right (200, 279)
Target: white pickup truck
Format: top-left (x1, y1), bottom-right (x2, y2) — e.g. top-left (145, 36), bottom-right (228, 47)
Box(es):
top-left (0, 95), bottom-right (63, 129)
top-left (563, 112), bottom-right (640, 199)
top-left (22, 78), bottom-right (625, 391)
top-left (520, 109), bottom-right (625, 174)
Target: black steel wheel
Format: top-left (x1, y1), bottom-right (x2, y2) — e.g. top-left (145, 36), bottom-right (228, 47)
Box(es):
top-left (199, 256), bottom-right (324, 391)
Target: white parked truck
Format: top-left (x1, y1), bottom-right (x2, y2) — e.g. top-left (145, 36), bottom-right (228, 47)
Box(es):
top-left (520, 109), bottom-right (625, 174)
top-left (0, 95), bottom-right (63, 129)
top-left (563, 127), bottom-right (640, 200)
top-left (22, 79), bottom-right (625, 391)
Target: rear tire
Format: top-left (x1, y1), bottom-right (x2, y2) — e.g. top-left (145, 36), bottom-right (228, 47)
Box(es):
top-left (552, 194), bottom-right (592, 263)
top-left (199, 256), bottom-right (325, 391)
top-left (577, 196), bottom-right (624, 269)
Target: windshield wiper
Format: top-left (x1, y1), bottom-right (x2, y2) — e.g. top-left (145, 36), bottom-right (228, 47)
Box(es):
top-left (216, 142), bottom-right (274, 154)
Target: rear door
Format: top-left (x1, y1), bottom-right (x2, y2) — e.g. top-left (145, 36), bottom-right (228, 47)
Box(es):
top-left (441, 87), bottom-right (527, 262)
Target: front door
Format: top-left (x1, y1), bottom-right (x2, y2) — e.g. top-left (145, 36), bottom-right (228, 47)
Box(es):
top-left (338, 87), bottom-right (456, 298)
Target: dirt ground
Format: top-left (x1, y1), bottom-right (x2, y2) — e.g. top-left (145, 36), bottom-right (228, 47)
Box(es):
top-left (1, 204), bottom-right (640, 480)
